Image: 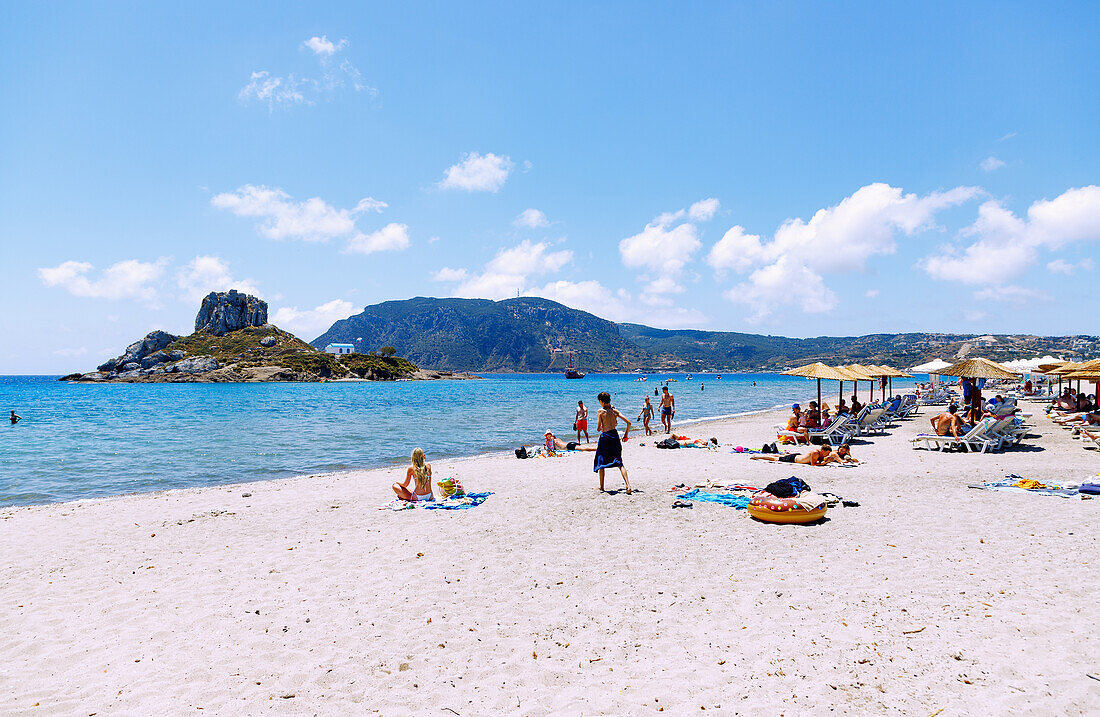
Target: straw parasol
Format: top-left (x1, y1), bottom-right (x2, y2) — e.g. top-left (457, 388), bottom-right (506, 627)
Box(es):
top-left (781, 362), bottom-right (857, 410)
top-left (1059, 360), bottom-right (1100, 395)
top-left (871, 364), bottom-right (912, 397)
top-left (930, 357), bottom-right (1021, 380)
top-left (841, 364), bottom-right (878, 402)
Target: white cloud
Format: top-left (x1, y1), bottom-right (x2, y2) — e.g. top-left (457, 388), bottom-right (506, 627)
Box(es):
top-left (303, 35), bottom-right (347, 57)
top-left (485, 239), bottom-right (571, 275)
top-left (212, 185), bottom-right (356, 241)
top-left (998, 132), bottom-right (1018, 142)
top-left (620, 217), bottom-right (701, 294)
top-left (38, 258), bottom-right (168, 303)
top-left (529, 279), bottom-right (708, 327)
top-left (176, 256), bottom-right (260, 302)
top-left (344, 223), bottom-right (411, 255)
top-left (271, 299), bottom-right (355, 337)
top-left (240, 36), bottom-right (372, 110)
top-left (688, 198), bottom-right (720, 222)
top-left (921, 186), bottom-right (1100, 284)
top-left (431, 267), bottom-right (468, 282)
top-left (1047, 258), bottom-right (1094, 275)
top-left (980, 156), bottom-right (1006, 172)
top-left (864, 289), bottom-right (880, 298)
top-left (438, 152), bottom-right (513, 192)
top-left (724, 256), bottom-right (838, 323)
top-left (972, 285), bottom-right (1051, 304)
top-left (239, 71), bottom-right (306, 108)
top-left (213, 185), bottom-right (407, 255)
top-left (708, 183), bottom-right (979, 321)
top-left (428, 235), bottom-right (441, 244)
top-left (514, 208), bottom-right (549, 228)
top-left (450, 240), bottom-right (573, 300)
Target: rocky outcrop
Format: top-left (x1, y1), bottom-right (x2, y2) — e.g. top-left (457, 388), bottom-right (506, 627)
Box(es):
top-left (170, 356), bottom-right (219, 374)
top-left (195, 290), bottom-right (268, 336)
top-left (259, 336), bottom-right (277, 348)
top-left (98, 330), bottom-right (178, 372)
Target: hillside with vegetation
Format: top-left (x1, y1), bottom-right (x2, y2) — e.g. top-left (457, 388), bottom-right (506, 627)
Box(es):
top-left (311, 296), bottom-right (1098, 373)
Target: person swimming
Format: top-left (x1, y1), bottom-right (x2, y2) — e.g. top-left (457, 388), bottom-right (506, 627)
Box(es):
top-left (9, 410), bottom-right (19, 425)
top-left (392, 448), bottom-right (435, 502)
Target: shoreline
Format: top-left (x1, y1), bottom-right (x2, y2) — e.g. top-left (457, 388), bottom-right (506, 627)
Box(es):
top-left (0, 403), bottom-right (803, 511)
top-left (2, 403), bottom-right (1097, 714)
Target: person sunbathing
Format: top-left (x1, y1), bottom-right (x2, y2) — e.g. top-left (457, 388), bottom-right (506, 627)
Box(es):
top-left (1053, 411), bottom-right (1100, 426)
top-left (750, 444), bottom-right (854, 465)
top-left (931, 405), bottom-right (965, 437)
top-left (544, 430), bottom-right (587, 455)
top-left (392, 448), bottom-right (435, 502)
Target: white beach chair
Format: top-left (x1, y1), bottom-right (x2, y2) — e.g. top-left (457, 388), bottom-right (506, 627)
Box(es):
top-left (852, 407), bottom-right (888, 436)
top-left (909, 418), bottom-right (998, 453)
top-left (806, 415), bottom-right (855, 446)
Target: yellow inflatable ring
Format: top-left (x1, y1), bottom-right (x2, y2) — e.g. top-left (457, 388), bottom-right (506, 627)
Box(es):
top-left (747, 492), bottom-right (827, 524)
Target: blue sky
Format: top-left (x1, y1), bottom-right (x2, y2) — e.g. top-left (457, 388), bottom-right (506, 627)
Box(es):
top-left (1, 2), bottom-right (1098, 374)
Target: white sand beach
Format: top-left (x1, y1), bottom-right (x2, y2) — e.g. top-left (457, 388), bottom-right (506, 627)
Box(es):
top-left (2, 405), bottom-right (1098, 715)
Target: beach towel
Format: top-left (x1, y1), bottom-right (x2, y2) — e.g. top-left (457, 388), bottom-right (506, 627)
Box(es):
top-left (382, 492), bottom-right (493, 510)
top-left (594, 430), bottom-right (624, 471)
top-left (970, 477), bottom-right (1079, 498)
top-left (423, 492), bottom-right (492, 509)
top-left (676, 489), bottom-right (750, 509)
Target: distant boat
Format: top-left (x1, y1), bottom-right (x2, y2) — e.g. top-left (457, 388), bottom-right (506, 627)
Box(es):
top-left (716, 375), bottom-right (722, 379)
top-left (685, 374), bottom-right (693, 380)
top-left (635, 376), bottom-right (647, 382)
top-left (565, 353), bottom-right (585, 379)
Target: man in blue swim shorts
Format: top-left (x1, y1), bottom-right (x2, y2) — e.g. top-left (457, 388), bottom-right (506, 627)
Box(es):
top-left (660, 386), bottom-right (675, 434)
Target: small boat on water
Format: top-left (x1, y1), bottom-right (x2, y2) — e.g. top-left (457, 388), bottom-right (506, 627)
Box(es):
top-left (635, 375), bottom-right (647, 382)
top-left (685, 374), bottom-right (694, 380)
top-left (564, 353), bottom-right (585, 379)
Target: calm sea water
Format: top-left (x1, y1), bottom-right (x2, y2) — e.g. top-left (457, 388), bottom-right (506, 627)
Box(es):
top-left (0, 373), bottom-right (919, 506)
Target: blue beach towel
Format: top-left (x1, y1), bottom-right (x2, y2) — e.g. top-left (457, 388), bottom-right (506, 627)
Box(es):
top-left (422, 492), bottom-right (493, 510)
top-left (676, 489), bottom-right (750, 509)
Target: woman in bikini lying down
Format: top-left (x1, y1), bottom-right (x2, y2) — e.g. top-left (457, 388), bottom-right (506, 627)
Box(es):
top-left (750, 444), bottom-right (858, 465)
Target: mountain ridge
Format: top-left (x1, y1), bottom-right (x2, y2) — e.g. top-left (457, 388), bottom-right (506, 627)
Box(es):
top-left (310, 296), bottom-right (1098, 373)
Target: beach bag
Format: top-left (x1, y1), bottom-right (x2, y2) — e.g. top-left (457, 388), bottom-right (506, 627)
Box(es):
top-left (656, 437), bottom-right (680, 449)
top-left (515, 446), bottom-right (530, 459)
top-left (437, 477), bottom-right (466, 498)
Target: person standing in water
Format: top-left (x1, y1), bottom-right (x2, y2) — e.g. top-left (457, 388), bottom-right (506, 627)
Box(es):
top-left (638, 396), bottom-right (654, 435)
top-left (10, 410), bottom-right (20, 425)
top-left (593, 391), bottom-right (632, 494)
top-left (392, 448), bottom-right (435, 502)
top-left (574, 400), bottom-right (590, 444)
top-left (660, 386), bottom-right (675, 434)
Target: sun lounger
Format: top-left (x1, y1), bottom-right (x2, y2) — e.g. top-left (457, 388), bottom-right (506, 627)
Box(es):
top-left (806, 415), bottom-right (855, 446)
top-left (909, 417), bottom-right (999, 453)
top-left (851, 407), bottom-right (888, 436)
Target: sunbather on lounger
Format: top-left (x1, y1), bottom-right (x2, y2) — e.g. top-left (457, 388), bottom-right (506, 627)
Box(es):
top-left (1054, 411), bottom-right (1100, 426)
top-left (931, 405), bottom-right (965, 437)
top-left (750, 444), bottom-right (854, 465)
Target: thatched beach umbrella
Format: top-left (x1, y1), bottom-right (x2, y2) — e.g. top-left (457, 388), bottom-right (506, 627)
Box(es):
top-left (872, 364), bottom-right (912, 397)
top-left (781, 362), bottom-right (857, 411)
top-left (842, 364), bottom-right (878, 403)
top-left (930, 357), bottom-right (1021, 380)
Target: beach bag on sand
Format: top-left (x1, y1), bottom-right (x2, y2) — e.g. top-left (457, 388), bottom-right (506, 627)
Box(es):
top-left (515, 446), bottom-right (531, 459)
top-left (656, 437), bottom-right (680, 449)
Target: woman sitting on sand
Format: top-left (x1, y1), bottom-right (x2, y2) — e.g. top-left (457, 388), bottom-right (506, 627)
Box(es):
top-left (392, 448), bottom-right (435, 502)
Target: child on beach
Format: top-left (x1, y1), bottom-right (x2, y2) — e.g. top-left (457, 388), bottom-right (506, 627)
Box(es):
top-left (392, 448), bottom-right (435, 502)
top-left (639, 397), bottom-right (654, 435)
top-left (594, 391), bottom-right (632, 494)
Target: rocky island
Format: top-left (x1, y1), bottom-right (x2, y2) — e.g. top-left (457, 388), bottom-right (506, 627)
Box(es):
top-left (62, 290), bottom-right (478, 383)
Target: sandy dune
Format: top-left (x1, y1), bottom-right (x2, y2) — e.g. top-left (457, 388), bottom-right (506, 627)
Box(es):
top-left (2, 404), bottom-right (1098, 715)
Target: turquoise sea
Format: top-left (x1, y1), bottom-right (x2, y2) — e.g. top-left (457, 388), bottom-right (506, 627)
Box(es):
top-left (0, 373), bottom-right (920, 506)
